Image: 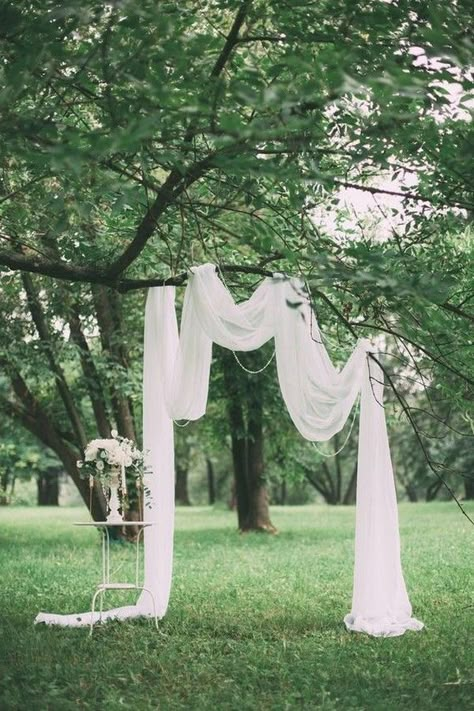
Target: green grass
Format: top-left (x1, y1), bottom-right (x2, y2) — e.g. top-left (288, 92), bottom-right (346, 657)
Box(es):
top-left (0, 503), bottom-right (473, 711)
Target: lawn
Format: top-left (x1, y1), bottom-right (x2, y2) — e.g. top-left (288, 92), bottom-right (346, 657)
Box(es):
top-left (0, 503), bottom-right (473, 710)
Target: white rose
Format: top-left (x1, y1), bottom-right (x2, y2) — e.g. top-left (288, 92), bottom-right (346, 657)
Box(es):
top-left (84, 443), bottom-right (94, 460)
top-left (111, 429), bottom-right (118, 438)
top-left (76, 461), bottom-right (83, 468)
top-left (96, 460), bottom-right (104, 471)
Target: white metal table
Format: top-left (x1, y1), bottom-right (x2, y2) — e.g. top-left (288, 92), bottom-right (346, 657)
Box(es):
top-left (74, 521), bottom-right (158, 635)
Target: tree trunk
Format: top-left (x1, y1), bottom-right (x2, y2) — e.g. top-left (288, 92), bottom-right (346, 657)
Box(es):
top-left (464, 475), bottom-right (474, 500)
top-left (92, 286), bottom-right (139, 537)
top-left (0, 470), bottom-right (11, 505)
top-left (321, 462), bottom-right (338, 504)
top-left (305, 471), bottom-right (337, 504)
top-left (2, 365), bottom-right (108, 522)
top-left (223, 351), bottom-right (275, 532)
top-left (223, 352), bottom-right (250, 527)
top-left (229, 414), bottom-right (249, 528)
top-left (68, 305), bottom-right (112, 438)
top-left (334, 436), bottom-right (342, 502)
top-left (92, 286), bottom-right (136, 441)
top-left (21, 274), bottom-right (88, 448)
top-left (228, 479), bottom-right (237, 510)
top-left (37, 467), bottom-right (60, 506)
top-left (342, 462), bottom-right (357, 505)
top-left (241, 377), bottom-right (276, 533)
top-left (426, 479), bottom-right (443, 502)
top-left (206, 457), bottom-right (216, 505)
top-left (405, 482), bottom-right (418, 502)
top-left (175, 464), bottom-right (191, 506)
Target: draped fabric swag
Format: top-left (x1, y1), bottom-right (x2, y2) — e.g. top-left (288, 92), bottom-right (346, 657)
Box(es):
top-left (35, 264), bottom-right (423, 637)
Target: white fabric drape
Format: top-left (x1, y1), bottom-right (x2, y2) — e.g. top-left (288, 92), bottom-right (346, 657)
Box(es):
top-left (36, 263), bottom-right (423, 637)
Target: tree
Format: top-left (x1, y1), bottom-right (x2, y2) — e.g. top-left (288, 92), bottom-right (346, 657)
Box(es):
top-left (0, 1), bottom-right (473, 526)
top-left (221, 349), bottom-right (276, 532)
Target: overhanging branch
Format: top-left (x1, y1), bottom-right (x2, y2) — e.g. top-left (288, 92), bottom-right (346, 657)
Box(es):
top-left (104, 2), bottom-right (252, 279)
top-left (0, 247), bottom-right (276, 291)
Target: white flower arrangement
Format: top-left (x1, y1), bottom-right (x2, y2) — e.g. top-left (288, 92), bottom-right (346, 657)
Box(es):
top-left (77, 432), bottom-right (148, 513)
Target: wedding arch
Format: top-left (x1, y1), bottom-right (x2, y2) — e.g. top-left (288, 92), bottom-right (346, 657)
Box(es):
top-left (36, 263), bottom-right (423, 637)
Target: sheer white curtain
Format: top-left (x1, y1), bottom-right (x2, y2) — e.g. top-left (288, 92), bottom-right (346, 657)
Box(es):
top-left (36, 263), bottom-right (423, 637)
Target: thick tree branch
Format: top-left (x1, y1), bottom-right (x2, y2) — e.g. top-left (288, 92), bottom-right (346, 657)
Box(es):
top-left (0, 249), bottom-right (277, 291)
top-left (209, 1), bottom-right (251, 78)
top-left (105, 2), bottom-right (252, 278)
top-left (21, 273), bottom-right (88, 448)
top-left (0, 247), bottom-right (110, 285)
top-left (67, 303), bottom-right (112, 439)
top-left (0, 386), bottom-right (106, 521)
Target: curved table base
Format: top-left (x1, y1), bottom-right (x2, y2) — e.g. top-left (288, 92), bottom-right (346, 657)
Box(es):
top-left (35, 602), bottom-right (159, 629)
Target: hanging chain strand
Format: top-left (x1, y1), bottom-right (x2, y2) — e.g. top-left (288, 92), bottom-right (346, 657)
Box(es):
top-left (215, 265), bottom-right (359, 451)
top-left (311, 396), bottom-right (360, 458)
top-left (173, 419), bottom-right (191, 427)
top-left (232, 349), bottom-right (276, 374)
top-left (215, 261), bottom-right (277, 374)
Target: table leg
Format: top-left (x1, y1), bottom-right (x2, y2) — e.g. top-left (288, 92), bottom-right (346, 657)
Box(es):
top-left (135, 527), bottom-right (144, 588)
top-left (105, 527), bottom-right (110, 584)
top-left (90, 588), bottom-right (104, 636)
top-left (140, 587), bottom-right (159, 630)
top-left (101, 527), bottom-right (106, 585)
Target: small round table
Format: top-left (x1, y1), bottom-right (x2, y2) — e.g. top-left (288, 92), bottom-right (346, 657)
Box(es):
top-left (74, 521), bottom-right (158, 635)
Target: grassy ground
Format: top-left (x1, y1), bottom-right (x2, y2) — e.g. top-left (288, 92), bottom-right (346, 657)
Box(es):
top-left (0, 503), bottom-right (473, 711)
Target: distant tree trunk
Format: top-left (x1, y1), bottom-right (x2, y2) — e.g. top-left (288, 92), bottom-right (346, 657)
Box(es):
top-left (9, 474), bottom-right (16, 501)
top-left (405, 482), bottom-right (418, 502)
top-left (175, 464), bottom-right (191, 506)
top-left (305, 463), bottom-right (341, 505)
top-left (206, 458), bottom-right (216, 505)
top-left (426, 479), bottom-right (443, 502)
top-left (464, 475), bottom-right (474, 500)
top-left (228, 479), bottom-right (237, 510)
top-left (334, 437), bottom-right (342, 502)
top-left (322, 462), bottom-right (339, 504)
top-left (37, 467), bottom-right (60, 506)
top-left (342, 462), bottom-right (357, 505)
top-left (0, 470), bottom-right (13, 505)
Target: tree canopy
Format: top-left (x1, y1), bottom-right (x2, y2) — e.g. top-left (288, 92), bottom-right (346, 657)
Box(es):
top-left (0, 1), bottom-right (473, 519)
